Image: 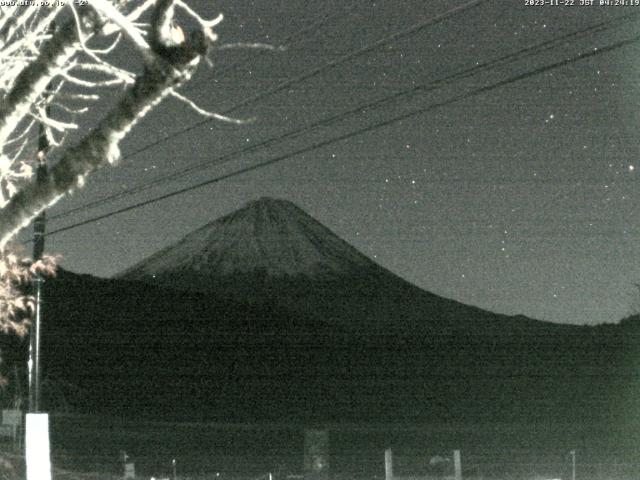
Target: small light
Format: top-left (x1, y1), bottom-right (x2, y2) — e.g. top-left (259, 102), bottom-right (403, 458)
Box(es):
top-left (629, 165), bottom-right (635, 172)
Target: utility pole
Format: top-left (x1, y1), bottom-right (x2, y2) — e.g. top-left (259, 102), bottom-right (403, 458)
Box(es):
top-left (384, 448), bottom-right (393, 480)
top-left (453, 450), bottom-right (462, 480)
top-left (28, 14), bottom-right (55, 413)
top-left (25, 38), bottom-right (53, 478)
top-left (28, 107), bottom-right (48, 414)
top-left (569, 449), bottom-right (576, 480)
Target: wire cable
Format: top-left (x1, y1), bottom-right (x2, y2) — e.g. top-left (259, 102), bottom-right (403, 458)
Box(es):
top-left (212, 0), bottom-right (368, 79)
top-left (107, 0), bottom-right (491, 164)
top-left (41, 31), bottom-right (640, 240)
top-left (48, 10), bottom-right (640, 223)
top-left (179, 0), bottom-right (368, 97)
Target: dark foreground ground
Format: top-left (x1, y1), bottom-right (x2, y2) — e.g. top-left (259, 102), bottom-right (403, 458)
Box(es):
top-left (0, 413), bottom-right (638, 479)
top-left (24, 414), bottom-right (640, 480)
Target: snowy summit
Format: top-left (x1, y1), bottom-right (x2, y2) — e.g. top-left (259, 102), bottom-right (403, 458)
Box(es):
top-left (120, 197), bottom-right (373, 284)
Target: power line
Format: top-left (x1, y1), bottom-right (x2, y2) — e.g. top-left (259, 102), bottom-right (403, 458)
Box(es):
top-left (44, 2), bottom-right (373, 223)
top-left (49, 0), bottom-right (490, 222)
top-left (179, 0), bottom-right (368, 96)
top-left (41, 31), bottom-right (640, 240)
top-left (49, 10), bottom-right (640, 223)
top-left (215, 1), bottom-right (368, 78)
top-left (47, 26), bottom-right (640, 236)
top-left (107, 0), bottom-right (491, 163)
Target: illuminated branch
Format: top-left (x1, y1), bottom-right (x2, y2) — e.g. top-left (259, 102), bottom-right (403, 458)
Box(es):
top-left (0, 1), bottom-right (236, 338)
top-left (0, 8), bottom-right (98, 148)
top-left (0, 0), bottom-right (221, 245)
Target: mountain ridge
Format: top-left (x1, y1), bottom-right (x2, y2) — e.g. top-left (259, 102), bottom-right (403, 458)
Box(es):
top-left (120, 197), bottom-right (374, 282)
top-left (3, 197), bottom-right (633, 429)
top-left (118, 197), bottom-right (558, 335)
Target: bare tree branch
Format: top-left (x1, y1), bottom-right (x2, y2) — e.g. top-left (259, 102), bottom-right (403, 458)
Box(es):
top-left (0, 1), bottom-right (236, 338)
top-left (0, 0), bottom-right (215, 245)
top-left (0, 9), bottom-right (101, 147)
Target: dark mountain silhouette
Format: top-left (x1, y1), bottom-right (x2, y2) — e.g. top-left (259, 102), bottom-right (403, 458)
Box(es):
top-left (5, 198), bottom-right (638, 445)
top-left (121, 197), bottom-right (374, 282)
top-left (119, 197), bottom-right (559, 337)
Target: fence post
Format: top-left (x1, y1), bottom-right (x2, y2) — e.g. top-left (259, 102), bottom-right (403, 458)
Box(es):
top-left (304, 429), bottom-right (329, 480)
top-left (385, 448), bottom-right (393, 480)
top-left (453, 450), bottom-right (462, 480)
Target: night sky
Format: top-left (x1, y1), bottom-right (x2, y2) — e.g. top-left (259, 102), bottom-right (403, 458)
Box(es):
top-left (24, 0), bottom-right (640, 325)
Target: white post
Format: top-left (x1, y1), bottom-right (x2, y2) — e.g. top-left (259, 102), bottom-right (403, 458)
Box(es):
top-left (25, 413), bottom-right (51, 480)
top-left (123, 462), bottom-right (135, 479)
top-left (453, 449), bottom-right (462, 480)
top-left (385, 448), bottom-right (393, 480)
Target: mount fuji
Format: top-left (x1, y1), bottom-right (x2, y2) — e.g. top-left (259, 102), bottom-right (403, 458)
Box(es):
top-left (121, 197), bottom-right (374, 281)
top-left (118, 197), bottom-right (547, 336)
